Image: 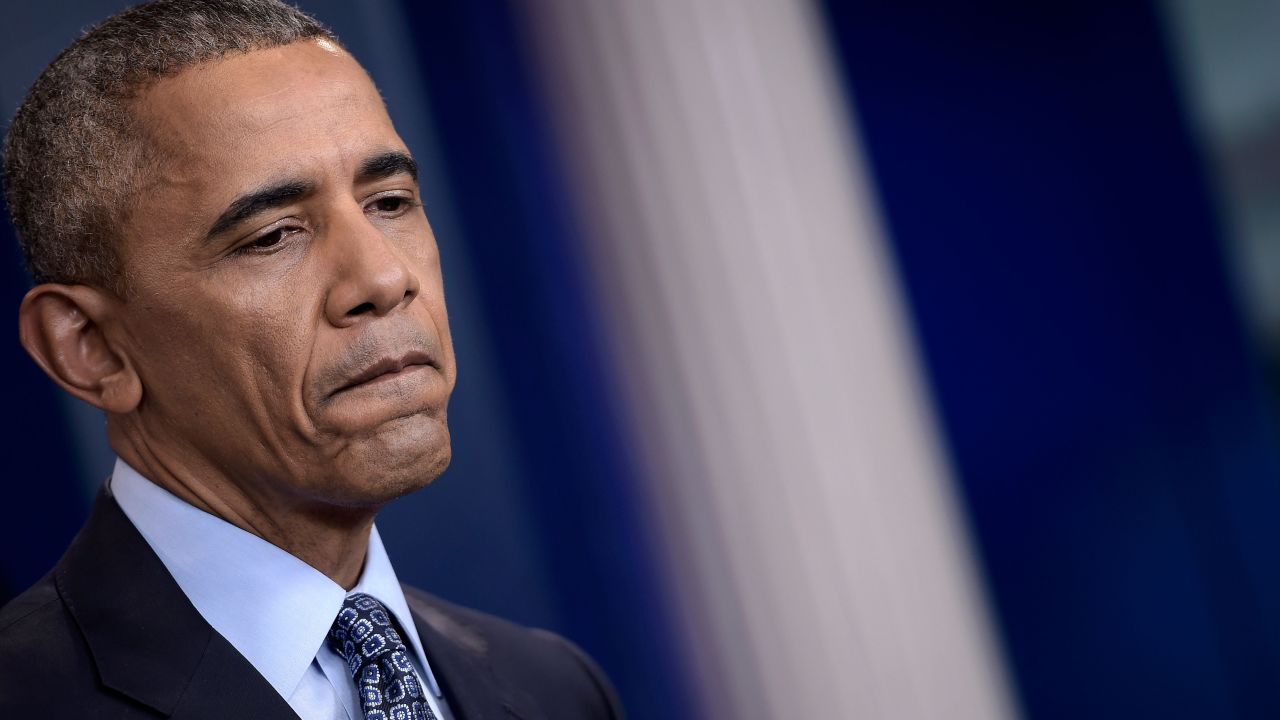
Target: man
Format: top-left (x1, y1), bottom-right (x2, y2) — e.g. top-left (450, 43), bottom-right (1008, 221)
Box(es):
top-left (0, 1), bottom-right (623, 718)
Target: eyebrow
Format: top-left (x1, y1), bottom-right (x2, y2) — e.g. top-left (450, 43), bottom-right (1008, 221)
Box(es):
top-left (205, 179), bottom-right (315, 243)
top-left (203, 151), bottom-right (419, 243)
top-left (357, 150), bottom-right (418, 185)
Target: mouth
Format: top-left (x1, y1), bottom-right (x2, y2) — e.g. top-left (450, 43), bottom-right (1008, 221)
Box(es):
top-left (331, 350), bottom-right (437, 397)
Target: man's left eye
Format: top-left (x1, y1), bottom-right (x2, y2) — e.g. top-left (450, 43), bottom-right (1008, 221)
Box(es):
top-left (368, 196), bottom-right (411, 214)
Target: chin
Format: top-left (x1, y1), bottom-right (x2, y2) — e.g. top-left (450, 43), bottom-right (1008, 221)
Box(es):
top-left (323, 412), bottom-right (452, 507)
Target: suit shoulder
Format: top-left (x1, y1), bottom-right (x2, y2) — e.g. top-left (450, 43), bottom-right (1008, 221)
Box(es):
top-left (0, 571), bottom-right (72, 643)
top-left (0, 571), bottom-right (91, 661)
top-left (403, 585), bottom-right (625, 719)
top-left (0, 572), bottom-right (104, 710)
top-left (0, 573), bottom-right (57, 631)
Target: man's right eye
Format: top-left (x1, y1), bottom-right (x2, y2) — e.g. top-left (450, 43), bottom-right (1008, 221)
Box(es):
top-left (235, 225), bottom-right (302, 255)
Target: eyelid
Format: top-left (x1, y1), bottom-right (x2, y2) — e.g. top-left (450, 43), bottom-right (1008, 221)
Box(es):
top-left (250, 216), bottom-right (302, 240)
top-left (229, 218), bottom-right (306, 256)
top-left (363, 187), bottom-right (418, 202)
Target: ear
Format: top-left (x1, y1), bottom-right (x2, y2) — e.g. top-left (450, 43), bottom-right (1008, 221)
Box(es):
top-left (18, 284), bottom-right (142, 413)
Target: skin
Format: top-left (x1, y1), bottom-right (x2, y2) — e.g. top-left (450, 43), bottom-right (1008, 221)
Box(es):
top-left (17, 39), bottom-right (456, 589)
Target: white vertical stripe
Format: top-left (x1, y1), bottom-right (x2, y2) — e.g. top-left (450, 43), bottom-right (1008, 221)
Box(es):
top-left (520, 1), bottom-right (1017, 717)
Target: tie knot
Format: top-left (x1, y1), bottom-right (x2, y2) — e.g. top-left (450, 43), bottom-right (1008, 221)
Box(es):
top-left (328, 593), bottom-right (412, 679)
top-left (326, 593), bottom-right (434, 718)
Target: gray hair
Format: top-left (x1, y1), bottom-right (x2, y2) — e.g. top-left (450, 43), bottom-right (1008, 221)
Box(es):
top-left (2, 0), bottom-right (337, 293)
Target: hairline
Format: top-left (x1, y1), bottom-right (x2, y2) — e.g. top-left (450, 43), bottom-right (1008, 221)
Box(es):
top-left (2, 0), bottom-right (341, 295)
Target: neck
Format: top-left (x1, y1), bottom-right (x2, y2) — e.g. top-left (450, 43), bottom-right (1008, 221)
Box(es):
top-left (111, 426), bottom-right (374, 590)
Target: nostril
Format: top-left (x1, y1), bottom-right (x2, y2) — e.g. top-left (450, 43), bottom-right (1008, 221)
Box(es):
top-left (347, 302), bottom-right (377, 317)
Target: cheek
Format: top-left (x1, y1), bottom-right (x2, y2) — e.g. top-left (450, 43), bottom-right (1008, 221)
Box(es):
top-left (218, 288), bottom-right (319, 395)
top-left (407, 231), bottom-right (447, 312)
top-left (131, 284), bottom-right (318, 415)
top-left (412, 256), bottom-right (455, 369)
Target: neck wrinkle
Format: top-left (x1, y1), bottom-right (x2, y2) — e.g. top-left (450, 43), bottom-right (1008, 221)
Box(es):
top-left (107, 415), bottom-right (376, 589)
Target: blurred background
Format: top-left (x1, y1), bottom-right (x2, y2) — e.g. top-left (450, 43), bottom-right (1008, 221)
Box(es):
top-left (3, 1), bottom-right (1280, 718)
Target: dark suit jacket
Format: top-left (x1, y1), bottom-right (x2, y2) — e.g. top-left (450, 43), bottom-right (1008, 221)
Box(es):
top-left (0, 487), bottom-right (624, 719)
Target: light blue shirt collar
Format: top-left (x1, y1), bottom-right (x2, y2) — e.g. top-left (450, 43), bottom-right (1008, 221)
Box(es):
top-left (110, 458), bottom-right (444, 704)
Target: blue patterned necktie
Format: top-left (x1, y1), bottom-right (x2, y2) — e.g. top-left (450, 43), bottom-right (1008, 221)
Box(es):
top-left (327, 593), bottom-right (438, 720)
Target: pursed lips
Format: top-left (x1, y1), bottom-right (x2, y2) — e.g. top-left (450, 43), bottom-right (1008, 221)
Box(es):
top-left (330, 350), bottom-right (436, 397)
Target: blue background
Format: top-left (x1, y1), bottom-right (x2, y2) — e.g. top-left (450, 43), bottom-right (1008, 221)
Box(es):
top-left (820, 1), bottom-right (1280, 717)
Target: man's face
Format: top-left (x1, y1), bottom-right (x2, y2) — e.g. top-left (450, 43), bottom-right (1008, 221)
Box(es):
top-left (114, 39), bottom-right (456, 509)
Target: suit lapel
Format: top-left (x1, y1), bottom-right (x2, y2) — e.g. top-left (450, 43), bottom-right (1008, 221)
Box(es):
top-left (404, 588), bottom-right (546, 720)
top-left (169, 634), bottom-right (299, 720)
top-left (55, 487), bottom-right (298, 719)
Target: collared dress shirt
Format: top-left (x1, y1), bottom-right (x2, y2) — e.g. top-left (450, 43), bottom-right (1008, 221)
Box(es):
top-left (111, 458), bottom-right (456, 720)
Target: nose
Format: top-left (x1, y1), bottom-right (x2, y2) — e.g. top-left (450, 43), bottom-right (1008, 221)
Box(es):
top-left (323, 208), bottom-right (421, 327)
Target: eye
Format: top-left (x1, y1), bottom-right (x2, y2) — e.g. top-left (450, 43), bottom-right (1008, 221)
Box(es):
top-left (366, 194), bottom-right (417, 217)
top-left (234, 225), bottom-right (302, 255)
top-left (251, 229), bottom-right (286, 249)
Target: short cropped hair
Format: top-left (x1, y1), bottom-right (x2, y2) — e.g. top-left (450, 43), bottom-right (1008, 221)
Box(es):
top-left (2, 0), bottom-right (336, 292)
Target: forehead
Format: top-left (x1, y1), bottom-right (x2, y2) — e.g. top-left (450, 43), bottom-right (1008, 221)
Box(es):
top-left (134, 39), bottom-right (398, 185)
